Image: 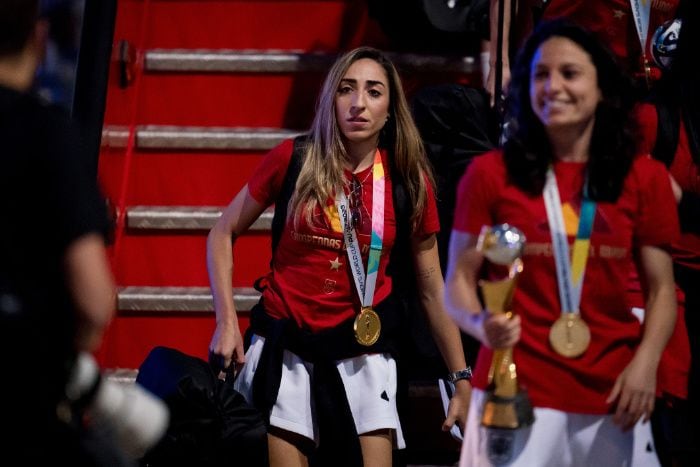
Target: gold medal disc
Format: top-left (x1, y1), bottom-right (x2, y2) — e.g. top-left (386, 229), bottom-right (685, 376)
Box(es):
top-left (354, 307), bottom-right (381, 346)
top-left (549, 314), bottom-right (591, 358)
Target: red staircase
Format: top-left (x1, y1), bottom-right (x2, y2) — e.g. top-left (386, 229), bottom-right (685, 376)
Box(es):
top-left (97, 0), bottom-right (476, 462)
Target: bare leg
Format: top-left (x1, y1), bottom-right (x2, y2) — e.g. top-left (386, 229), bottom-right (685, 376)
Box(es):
top-left (359, 429), bottom-right (393, 467)
top-left (268, 427), bottom-right (311, 467)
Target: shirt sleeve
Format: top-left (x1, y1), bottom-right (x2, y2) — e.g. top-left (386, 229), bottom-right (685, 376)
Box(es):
top-left (247, 138), bottom-right (295, 206)
top-left (416, 175), bottom-right (440, 236)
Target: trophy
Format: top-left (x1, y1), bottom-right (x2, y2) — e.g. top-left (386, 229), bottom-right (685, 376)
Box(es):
top-left (477, 224), bottom-right (534, 429)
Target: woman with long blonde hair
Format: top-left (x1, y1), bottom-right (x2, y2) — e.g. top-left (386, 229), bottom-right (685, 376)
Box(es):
top-left (207, 47), bottom-right (471, 466)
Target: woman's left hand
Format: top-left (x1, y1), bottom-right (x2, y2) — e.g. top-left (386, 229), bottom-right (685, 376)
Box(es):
top-left (606, 352), bottom-right (657, 431)
top-left (442, 379), bottom-right (471, 433)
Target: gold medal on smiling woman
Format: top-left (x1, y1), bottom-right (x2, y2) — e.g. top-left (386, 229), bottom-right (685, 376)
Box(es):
top-left (548, 313), bottom-right (591, 358)
top-left (543, 168), bottom-right (596, 359)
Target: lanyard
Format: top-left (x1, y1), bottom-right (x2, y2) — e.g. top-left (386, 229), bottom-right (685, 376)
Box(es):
top-left (336, 150), bottom-right (385, 308)
top-left (630, 0), bottom-right (652, 55)
top-left (543, 168), bottom-right (596, 314)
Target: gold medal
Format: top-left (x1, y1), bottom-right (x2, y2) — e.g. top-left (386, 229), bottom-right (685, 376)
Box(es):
top-left (354, 307), bottom-right (381, 346)
top-left (549, 314), bottom-right (591, 358)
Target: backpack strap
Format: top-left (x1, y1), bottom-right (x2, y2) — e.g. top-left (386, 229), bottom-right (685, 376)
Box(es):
top-left (652, 99), bottom-right (681, 168)
top-left (270, 136), bottom-right (412, 262)
top-left (387, 160), bottom-right (412, 283)
top-left (269, 135), bottom-right (308, 258)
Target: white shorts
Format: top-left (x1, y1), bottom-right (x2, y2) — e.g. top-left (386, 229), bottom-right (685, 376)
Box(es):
top-left (460, 388), bottom-right (660, 467)
top-left (234, 334), bottom-right (406, 449)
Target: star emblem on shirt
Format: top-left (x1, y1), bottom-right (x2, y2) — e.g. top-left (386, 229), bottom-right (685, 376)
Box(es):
top-left (329, 256), bottom-right (342, 271)
top-left (613, 9), bottom-right (625, 19)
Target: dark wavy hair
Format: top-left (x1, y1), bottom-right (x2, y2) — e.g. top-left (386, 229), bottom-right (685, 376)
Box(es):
top-left (502, 18), bottom-right (637, 201)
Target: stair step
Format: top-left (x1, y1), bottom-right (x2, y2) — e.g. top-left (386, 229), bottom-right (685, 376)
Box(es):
top-left (145, 49), bottom-right (475, 74)
top-left (117, 286), bottom-right (261, 313)
top-left (102, 125), bottom-right (302, 151)
top-left (126, 206), bottom-right (274, 231)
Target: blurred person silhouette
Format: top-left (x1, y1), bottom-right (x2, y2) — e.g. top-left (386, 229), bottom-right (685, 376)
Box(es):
top-left (207, 46), bottom-right (472, 467)
top-left (631, 1), bottom-right (700, 464)
top-left (0, 1), bottom-right (166, 464)
top-left (485, 0), bottom-right (680, 109)
top-left (34, 0), bottom-right (84, 110)
top-left (445, 19), bottom-right (679, 466)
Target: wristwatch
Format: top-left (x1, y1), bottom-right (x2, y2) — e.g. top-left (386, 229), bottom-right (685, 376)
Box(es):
top-left (447, 367), bottom-right (473, 383)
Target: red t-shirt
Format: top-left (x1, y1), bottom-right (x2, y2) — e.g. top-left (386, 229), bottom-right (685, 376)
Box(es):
top-left (453, 150), bottom-right (679, 414)
top-left (542, 0), bottom-right (679, 80)
top-left (247, 139), bottom-right (440, 332)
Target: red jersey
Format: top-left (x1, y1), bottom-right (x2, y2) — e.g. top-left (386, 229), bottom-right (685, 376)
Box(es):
top-left (453, 150), bottom-right (679, 414)
top-left (247, 139), bottom-right (440, 332)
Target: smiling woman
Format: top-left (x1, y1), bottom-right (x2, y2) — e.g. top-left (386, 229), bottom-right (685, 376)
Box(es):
top-left (529, 36), bottom-right (601, 148)
top-left (445, 19), bottom-right (679, 467)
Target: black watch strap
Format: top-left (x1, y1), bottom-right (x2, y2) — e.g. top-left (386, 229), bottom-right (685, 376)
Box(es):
top-left (447, 367), bottom-right (473, 383)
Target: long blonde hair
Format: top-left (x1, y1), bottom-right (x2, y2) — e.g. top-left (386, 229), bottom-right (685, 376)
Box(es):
top-left (289, 46), bottom-right (434, 230)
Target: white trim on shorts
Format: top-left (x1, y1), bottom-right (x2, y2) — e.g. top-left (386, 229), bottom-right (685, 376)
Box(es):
top-left (234, 334), bottom-right (406, 449)
top-left (459, 388), bottom-right (660, 467)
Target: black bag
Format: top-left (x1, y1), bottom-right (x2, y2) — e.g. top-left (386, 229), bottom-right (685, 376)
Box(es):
top-left (136, 346), bottom-right (267, 467)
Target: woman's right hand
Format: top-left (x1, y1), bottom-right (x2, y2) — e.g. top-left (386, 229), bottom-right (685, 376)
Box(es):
top-left (209, 320), bottom-right (245, 374)
top-left (206, 184), bottom-right (264, 376)
top-left (482, 312), bottom-right (521, 349)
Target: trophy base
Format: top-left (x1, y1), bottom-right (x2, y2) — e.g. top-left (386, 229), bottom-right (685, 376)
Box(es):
top-left (481, 390), bottom-right (535, 429)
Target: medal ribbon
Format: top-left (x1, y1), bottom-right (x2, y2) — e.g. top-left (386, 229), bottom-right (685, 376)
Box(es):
top-left (337, 150), bottom-right (385, 309)
top-left (544, 168), bottom-right (596, 315)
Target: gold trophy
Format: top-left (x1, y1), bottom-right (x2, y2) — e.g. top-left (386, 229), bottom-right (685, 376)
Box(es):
top-left (477, 224), bottom-right (534, 429)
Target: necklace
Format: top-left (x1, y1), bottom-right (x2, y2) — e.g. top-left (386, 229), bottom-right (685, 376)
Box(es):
top-left (347, 165), bottom-right (372, 193)
top-left (355, 166), bottom-right (373, 183)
